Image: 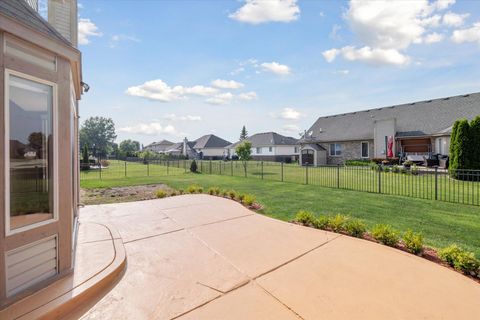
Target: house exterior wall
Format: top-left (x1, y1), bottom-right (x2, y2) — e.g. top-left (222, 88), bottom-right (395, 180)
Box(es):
top-left (0, 29), bottom-right (80, 306)
top-left (373, 119), bottom-right (396, 158)
top-left (48, 0), bottom-right (78, 47)
top-left (198, 148), bottom-right (226, 158)
top-left (434, 136), bottom-right (450, 155)
top-left (274, 145), bottom-right (299, 156)
top-left (317, 140), bottom-right (374, 165)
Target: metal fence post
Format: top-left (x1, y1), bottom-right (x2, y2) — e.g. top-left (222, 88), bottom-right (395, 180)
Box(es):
top-left (261, 161), bottom-right (264, 180)
top-left (378, 164), bottom-right (382, 193)
top-left (306, 165), bottom-right (309, 185)
top-left (337, 164), bottom-right (340, 189)
top-left (201, 161), bottom-right (203, 173)
top-left (209, 160), bottom-right (212, 174)
top-left (184, 160), bottom-right (187, 173)
top-left (281, 162), bottom-right (284, 182)
top-left (124, 161), bottom-right (127, 177)
top-left (435, 167), bottom-right (438, 200)
top-left (147, 161), bottom-right (150, 176)
top-left (99, 158), bottom-right (102, 180)
top-left (167, 161), bottom-right (169, 175)
top-left (231, 161), bottom-right (233, 176)
top-left (219, 161), bottom-right (222, 175)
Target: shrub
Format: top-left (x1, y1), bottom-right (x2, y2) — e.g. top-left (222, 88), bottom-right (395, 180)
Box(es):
top-left (344, 218), bottom-right (367, 237)
top-left (439, 244), bottom-right (463, 266)
top-left (314, 215), bottom-right (329, 230)
top-left (100, 159), bottom-right (110, 167)
top-left (392, 165), bottom-right (400, 173)
top-left (155, 190), bottom-right (167, 198)
top-left (345, 159), bottom-right (372, 166)
top-left (438, 244), bottom-right (480, 275)
top-left (237, 193), bottom-right (246, 202)
top-left (170, 190), bottom-right (178, 196)
top-left (220, 189), bottom-right (228, 197)
top-left (327, 214), bottom-right (349, 232)
top-left (178, 189), bottom-right (184, 195)
top-left (403, 229), bottom-right (424, 255)
top-left (197, 186), bottom-right (203, 193)
top-left (411, 164), bottom-right (419, 175)
top-left (371, 224), bottom-right (400, 247)
top-left (207, 187), bottom-right (218, 195)
top-left (213, 187), bottom-right (221, 196)
top-left (228, 190), bottom-right (237, 199)
top-left (294, 210), bottom-right (317, 226)
top-left (243, 194), bottom-right (256, 206)
top-left (187, 184), bottom-right (200, 193)
top-left (190, 160), bottom-right (198, 173)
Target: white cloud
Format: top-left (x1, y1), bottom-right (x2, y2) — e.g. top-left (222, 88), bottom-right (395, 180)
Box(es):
top-left (334, 69), bottom-right (350, 75)
top-left (323, 46), bottom-right (410, 66)
top-left (282, 124), bottom-right (301, 134)
top-left (118, 123), bottom-right (181, 136)
top-left (442, 12), bottom-right (469, 27)
top-left (238, 91), bottom-right (258, 100)
top-left (424, 32), bottom-right (444, 44)
top-left (229, 0), bottom-right (300, 24)
top-left (260, 62), bottom-right (291, 75)
top-left (78, 18), bottom-right (102, 45)
top-left (270, 107), bottom-right (304, 120)
top-left (322, 0), bottom-right (469, 66)
top-left (211, 79), bottom-right (244, 89)
top-left (206, 92), bottom-right (234, 105)
top-left (329, 24), bottom-right (342, 41)
top-left (109, 34), bottom-right (141, 48)
top-left (230, 67), bottom-right (245, 75)
top-left (434, 0), bottom-right (455, 11)
top-left (163, 114), bottom-right (202, 121)
top-left (451, 22), bottom-right (480, 44)
top-left (126, 79), bottom-right (218, 102)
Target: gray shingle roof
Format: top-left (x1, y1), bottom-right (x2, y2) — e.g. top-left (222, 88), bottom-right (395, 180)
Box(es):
top-left (228, 132), bottom-right (299, 148)
top-left (193, 134), bottom-right (231, 149)
top-left (0, 0), bottom-right (73, 47)
top-left (306, 92), bottom-right (480, 142)
top-left (146, 140), bottom-right (174, 148)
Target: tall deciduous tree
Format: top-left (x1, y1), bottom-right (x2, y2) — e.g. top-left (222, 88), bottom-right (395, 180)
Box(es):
top-left (450, 119), bottom-right (471, 177)
top-left (80, 117), bottom-right (117, 157)
top-left (240, 125), bottom-right (248, 141)
top-left (119, 139), bottom-right (141, 157)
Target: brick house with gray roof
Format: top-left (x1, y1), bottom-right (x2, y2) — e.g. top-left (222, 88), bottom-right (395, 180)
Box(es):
top-left (227, 132), bottom-right (299, 162)
top-left (300, 92), bottom-right (480, 166)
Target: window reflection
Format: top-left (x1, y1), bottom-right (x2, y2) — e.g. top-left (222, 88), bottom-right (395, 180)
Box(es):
top-left (9, 75), bottom-right (54, 230)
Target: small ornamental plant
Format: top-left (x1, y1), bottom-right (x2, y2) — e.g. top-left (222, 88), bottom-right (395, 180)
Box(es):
top-left (371, 224), bottom-right (400, 247)
top-left (187, 184), bottom-right (200, 194)
top-left (170, 190), bottom-right (178, 196)
top-left (190, 160), bottom-right (198, 173)
top-left (327, 214), bottom-right (349, 232)
top-left (344, 218), bottom-right (367, 238)
top-left (243, 194), bottom-right (256, 206)
top-left (207, 187), bottom-right (216, 195)
top-left (178, 189), bottom-right (185, 195)
top-left (403, 229), bottom-right (424, 255)
top-left (314, 215), bottom-right (329, 230)
top-left (294, 210), bottom-right (317, 227)
top-left (439, 245), bottom-right (480, 276)
top-left (237, 193), bottom-right (246, 202)
top-left (155, 190), bottom-right (167, 199)
top-left (228, 190), bottom-right (237, 199)
top-left (221, 189), bottom-right (229, 197)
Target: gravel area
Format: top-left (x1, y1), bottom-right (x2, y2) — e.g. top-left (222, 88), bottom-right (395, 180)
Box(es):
top-left (81, 184), bottom-right (174, 205)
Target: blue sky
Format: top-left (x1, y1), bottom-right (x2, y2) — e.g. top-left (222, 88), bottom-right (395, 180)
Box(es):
top-left (75, 0), bottom-right (480, 145)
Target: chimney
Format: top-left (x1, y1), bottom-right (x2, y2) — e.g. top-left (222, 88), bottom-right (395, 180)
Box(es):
top-left (48, 0), bottom-right (78, 47)
top-left (183, 138), bottom-right (188, 157)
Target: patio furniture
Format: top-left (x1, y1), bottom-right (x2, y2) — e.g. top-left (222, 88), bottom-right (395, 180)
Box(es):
top-left (423, 155), bottom-right (439, 167)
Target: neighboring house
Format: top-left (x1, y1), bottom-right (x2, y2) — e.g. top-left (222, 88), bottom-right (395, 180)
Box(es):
top-left (300, 93), bottom-right (480, 166)
top-left (227, 132), bottom-right (299, 162)
top-left (144, 140), bottom-right (174, 153)
top-left (192, 134), bottom-right (231, 160)
top-left (0, 0), bottom-right (82, 305)
top-left (164, 135), bottom-right (231, 160)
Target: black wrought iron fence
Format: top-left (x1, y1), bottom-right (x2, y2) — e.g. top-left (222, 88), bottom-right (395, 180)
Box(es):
top-left (79, 159), bottom-right (480, 206)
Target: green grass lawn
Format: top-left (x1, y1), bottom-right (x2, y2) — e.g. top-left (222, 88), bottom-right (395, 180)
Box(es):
top-left (81, 172), bottom-right (480, 257)
top-left (81, 160), bottom-right (480, 206)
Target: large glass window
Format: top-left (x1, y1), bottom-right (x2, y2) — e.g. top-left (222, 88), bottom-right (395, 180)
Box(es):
top-left (361, 142), bottom-right (369, 158)
top-left (329, 143), bottom-right (342, 156)
top-left (7, 74), bottom-right (55, 232)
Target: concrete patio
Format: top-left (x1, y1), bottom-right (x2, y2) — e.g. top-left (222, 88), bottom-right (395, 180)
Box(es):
top-left (11, 194), bottom-right (475, 319)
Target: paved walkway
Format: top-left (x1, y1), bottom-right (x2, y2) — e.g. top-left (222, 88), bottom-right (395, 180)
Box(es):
top-left (79, 195), bottom-right (480, 320)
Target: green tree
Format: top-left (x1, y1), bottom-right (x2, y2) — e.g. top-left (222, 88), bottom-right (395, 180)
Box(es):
top-left (82, 144), bottom-right (89, 164)
top-left (119, 139), bottom-right (141, 157)
top-left (450, 119), bottom-right (471, 178)
top-left (469, 116), bottom-right (480, 170)
top-left (449, 120), bottom-right (460, 170)
top-left (236, 140), bottom-right (252, 176)
top-left (80, 117), bottom-right (116, 157)
top-left (240, 125), bottom-right (248, 141)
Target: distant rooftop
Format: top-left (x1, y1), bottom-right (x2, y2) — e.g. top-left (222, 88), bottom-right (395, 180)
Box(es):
top-left (306, 92), bottom-right (480, 141)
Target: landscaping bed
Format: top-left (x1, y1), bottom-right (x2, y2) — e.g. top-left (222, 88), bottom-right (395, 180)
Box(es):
top-left (80, 184), bottom-right (174, 205)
